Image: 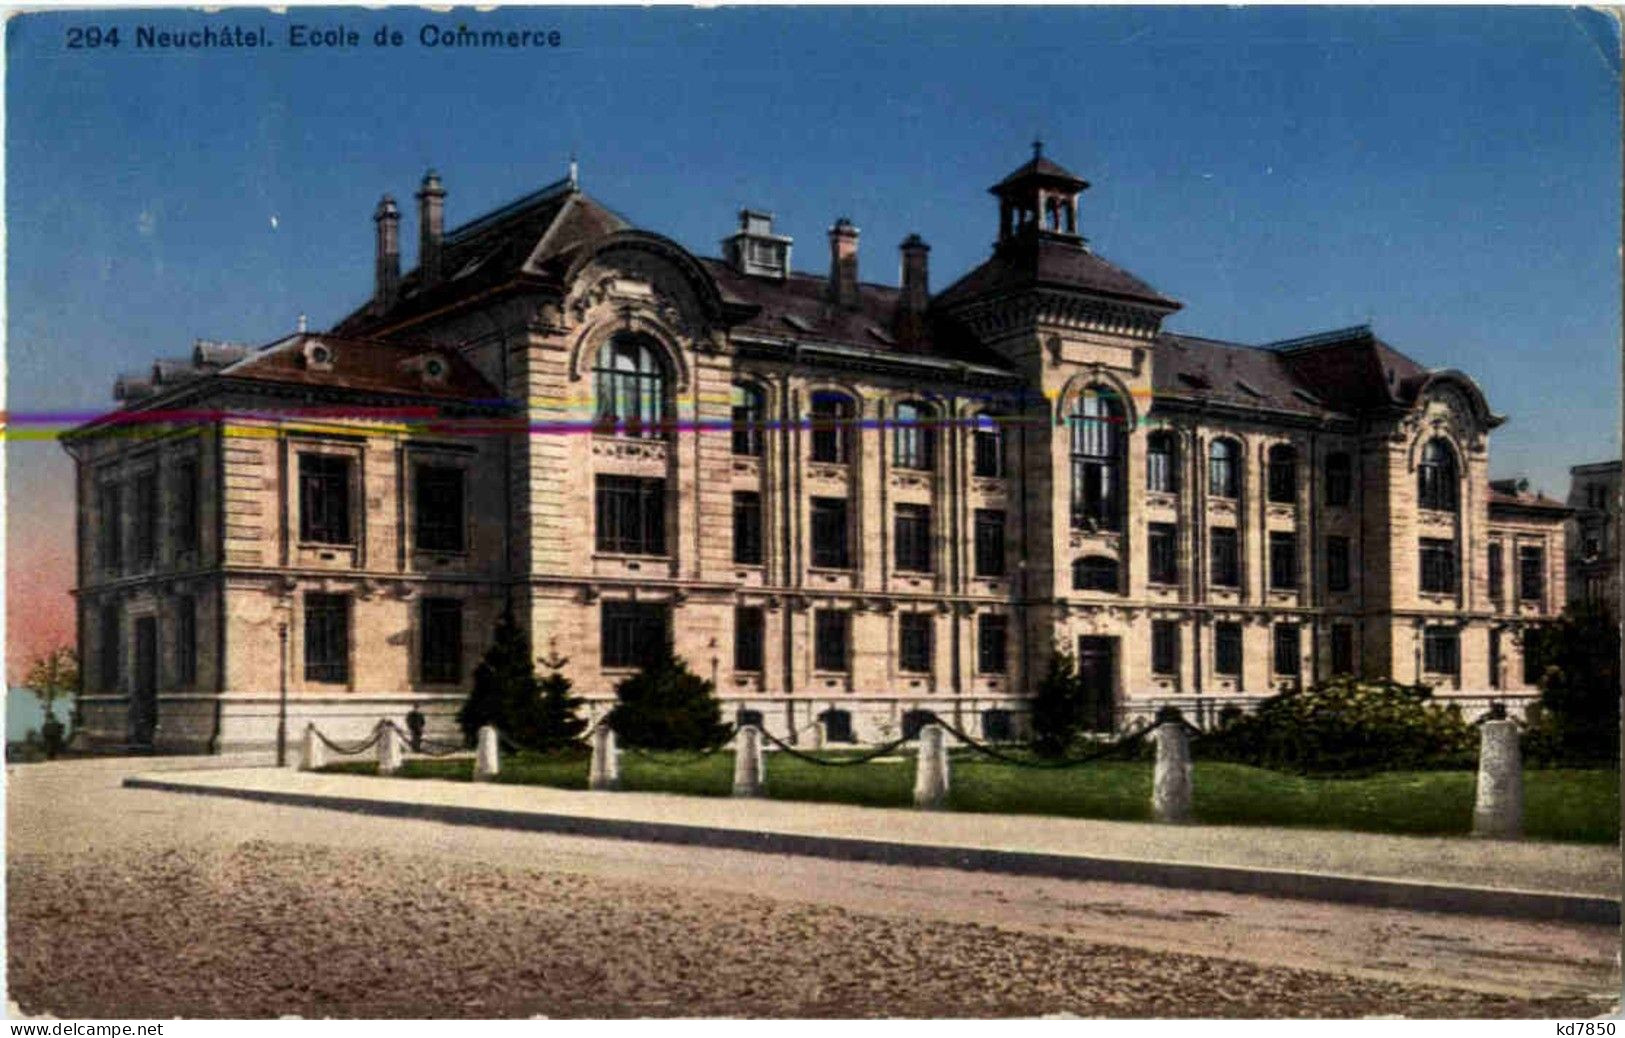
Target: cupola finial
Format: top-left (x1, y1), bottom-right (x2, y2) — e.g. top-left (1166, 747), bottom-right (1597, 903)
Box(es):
top-left (1033, 137), bottom-right (1043, 160)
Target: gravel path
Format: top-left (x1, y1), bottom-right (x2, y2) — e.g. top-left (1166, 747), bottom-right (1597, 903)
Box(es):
top-left (9, 839), bottom-right (1614, 1019)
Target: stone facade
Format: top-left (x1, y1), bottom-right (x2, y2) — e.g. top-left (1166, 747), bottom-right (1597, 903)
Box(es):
top-left (1566, 460), bottom-right (1620, 614)
top-left (65, 149), bottom-right (1570, 751)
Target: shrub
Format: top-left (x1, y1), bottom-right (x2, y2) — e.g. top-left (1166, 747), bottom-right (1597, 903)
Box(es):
top-left (1029, 645), bottom-right (1083, 757)
top-left (605, 650), bottom-right (730, 750)
top-left (457, 608), bottom-right (587, 749)
top-left (1521, 604), bottom-right (1620, 765)
top-left (1198, 675), bottom-right (1476, 775)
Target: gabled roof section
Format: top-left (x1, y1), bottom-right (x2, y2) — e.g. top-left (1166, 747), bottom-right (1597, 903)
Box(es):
top-left (334, 180), bottom-right (631, 336)
top-left (700, 258), bottom-right (1016, 372)
top-left (216, 332), bottom-right (502, 402)
top-left (1152, 332), bottom-right (1343, 420)
top-left (1268, 324), bottom-right (1430, 413)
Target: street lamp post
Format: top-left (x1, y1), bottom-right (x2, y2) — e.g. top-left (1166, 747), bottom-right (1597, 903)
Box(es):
top-left (277, 622), bottom-right (289, 767)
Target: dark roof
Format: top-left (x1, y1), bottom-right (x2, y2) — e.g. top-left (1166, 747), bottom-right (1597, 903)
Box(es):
top-left (1488, 484), bottom-right (1571, 515)
top-left (335, 181), bottom-right (629, 335)
top-left (1152, 332), bottom-right (1341, 419)
top-left (934, 235), bottom-right (1180, 312)
top-left (216, 333), bottom-right (502, 402)
top-left (991, 153), bottom-right (1089, 193)
top-left (700, 259), bottom-right (1016, 372)
top-left (1269, 325), bottom-right (1430, 412)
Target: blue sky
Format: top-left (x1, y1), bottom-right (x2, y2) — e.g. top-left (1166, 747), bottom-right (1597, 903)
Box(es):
top-left (6, 6), bottom-right (1620, 543)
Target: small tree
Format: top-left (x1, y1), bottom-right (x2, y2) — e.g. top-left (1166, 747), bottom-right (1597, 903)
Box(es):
top-left (606, 648), bottom-right (729, 750)
top-left (1521, 604), bottom-right (1621, 763)
top-left (1029, 644), bottom-right (1083, 757)
top-left (457, 608), bottom-right (538, 746)
top-left (24, 647), bottom-right (78, 758)
top-left (528, 650), bottom-right (588, 751)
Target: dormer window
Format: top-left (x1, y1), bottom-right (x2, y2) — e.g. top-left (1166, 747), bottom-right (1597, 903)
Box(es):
top-left (722, 209), bottom-right (792, 279)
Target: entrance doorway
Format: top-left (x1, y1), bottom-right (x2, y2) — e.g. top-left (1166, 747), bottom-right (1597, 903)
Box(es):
top-left (1077, 635), bottom-right (1117, 732)
top-left (131, 616), bottom-right (157, 746)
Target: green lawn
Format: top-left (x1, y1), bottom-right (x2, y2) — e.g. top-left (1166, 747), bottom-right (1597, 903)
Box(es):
top-left (323, 750), bottom-right (1620, 844)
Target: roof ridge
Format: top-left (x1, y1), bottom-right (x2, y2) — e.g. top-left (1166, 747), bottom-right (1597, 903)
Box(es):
top-left (444, 176), bottom-right (573, 245)
top-left (1264, 324), bottom-right (1373, 352)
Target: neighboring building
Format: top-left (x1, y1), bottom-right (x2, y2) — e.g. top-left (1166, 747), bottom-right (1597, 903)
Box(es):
top-left (65, 148), bottom-right (1570, 751)
top-left (1566, 461), bottom-right (1620, 614)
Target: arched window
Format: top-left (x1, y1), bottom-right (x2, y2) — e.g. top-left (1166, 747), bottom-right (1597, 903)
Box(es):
top-left (1418, 438), bottom-right (1458, 512)
top-left (1073, 555), bottom-right (1120, 592)
top-left (731, 382), bottom-right (765, 457)
top-left (593, 335), bottom-right (667, 439)
top-left (1208, 437), bottom-right (1241, 499)
top-left (1324, 452), bottom-right (1353, 506)
top-left (1146, 431), bottom-right (1177, 494)
top-left (1267, 444), bottom-right (1297, 504)
top-left (809, 391), bottom-right (855, 464)
top-left (1070, 387), bottom-right (1124, 530)
top-left (972, 412), bottom-right (1004, 478)
top-left (893, 401), bottom-right (936, 471)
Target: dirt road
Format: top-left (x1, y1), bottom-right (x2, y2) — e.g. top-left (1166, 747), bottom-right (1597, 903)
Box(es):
top-left (8, 758), bottom-right (1619, 1018)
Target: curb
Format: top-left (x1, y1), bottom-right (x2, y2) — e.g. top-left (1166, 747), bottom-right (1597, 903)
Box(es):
top-left (122, 775), bottom-right (1620, 926)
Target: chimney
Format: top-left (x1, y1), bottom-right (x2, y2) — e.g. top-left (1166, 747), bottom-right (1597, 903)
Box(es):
top-left (827, 218), bottom-right (859, 310)
top-left (894, 234), bottom-right (930, 346)
top-left (416, 169), bottom-right (446, 284)
top-left (373, 194), bottom-right (401, 311)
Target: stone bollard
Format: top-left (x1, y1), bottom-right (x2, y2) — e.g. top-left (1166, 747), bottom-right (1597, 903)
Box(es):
top-left (913, 723), bottom-right (950, 810)
top-left (589, 725), bottom-right (621, 791)
top-left (1473, 718), bottom-right (1524, 839)
top-left (377, 721), bottom-right (403, 776)
top-left (1151, 722), bottom-right (1193, 824)
top-left (299, 724), bottom-right (327, 772)
top-left (732, 725), bottom-right (765, 797)
top-left (474, 725), bottom-right (501, 782)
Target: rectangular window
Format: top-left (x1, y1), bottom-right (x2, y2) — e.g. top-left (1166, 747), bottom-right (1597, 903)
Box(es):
top-left (1273, 623), bottom-right (1301, 676)
top-left (898, 613), bottom-right (932, 673)
top-left (1324, 453), bottom-right (1353, 507)
top-left (1148, 523), bottom-right (1178, 585)
top-left (601, 602), bottom-right (670, 669)
top-left (173, 458), bottom-right (200, 554)
top-left (1424, 627), bottom-right (1460, 675)
top-left (175, 596), bottom-right (196, 687)
top-left (814, 610), bottom-right (850, 672)
top-left (414, 464), bottom-right (466, 553)
top-left (304, 594), bottom-right (350, 684)
top-left (98, 481), bottom-right (123, 572)
top-left (981, 709), bottom-right (1013, 742)
top-left (99, 605), bottom-right (120, 691)
top-left (1419, 538), bottom-right (1457, 595)
top-left (1146, 438), bottom-right (1176, 494)
top-left (1330, 622), bottom-right (1355, 676)
top-left (810, 497), bottom-right (850, 569)
top-left (894, 504), bottom-right (932, 573)
top-left (733, 492), bottom-right (763, 565)
top-left (973, 427), bottom-right (1002, 478)
top-left (419, 598), bottom-right (463, 684)
top-left (132, 471), bottom-right (158, 569)
top-left (595, 475), bottom-right (666, 555)
top-left (1268, 532), bottom-right (1297, 590)
top-left (974, 510), bottom-right (1006, 577)
top-left (1518, 545), bottom-right (1545, 602)
top-left (1267, 455), bottom-right (1296, 504)
top-left (734, 607), bottom-right (764, 672)
top-left (1326, 535), bottom-right (1351, 592)
top-left (1214, 622), bottom-right (1243, 676)
top-left (1210, 528), bottom-right (1240, 588)
top-left (1151, 620), bottom-right (1178, 675)
top-left (1523, 642), bottom-right (1541, 685)
top-left (299, 454), bottom-right (353, 545)
top-left (977, 614), bottom-right (1009, 674)
top-left (1488, 543), bottom-right (1504, 604)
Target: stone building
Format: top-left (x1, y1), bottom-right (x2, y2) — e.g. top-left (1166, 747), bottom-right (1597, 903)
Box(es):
top-left (1566, 460), bottom-right (1620, 614)
top-left (65, 148), bottom-right (1569, 751)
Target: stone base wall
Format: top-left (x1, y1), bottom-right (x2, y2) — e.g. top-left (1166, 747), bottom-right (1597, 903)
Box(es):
top-left (74, 694), bottom-right (466, 754)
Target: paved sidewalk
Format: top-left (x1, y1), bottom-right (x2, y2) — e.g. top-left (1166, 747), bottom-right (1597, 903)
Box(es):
top-left (124, 765), bottom-right (1621, 924)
